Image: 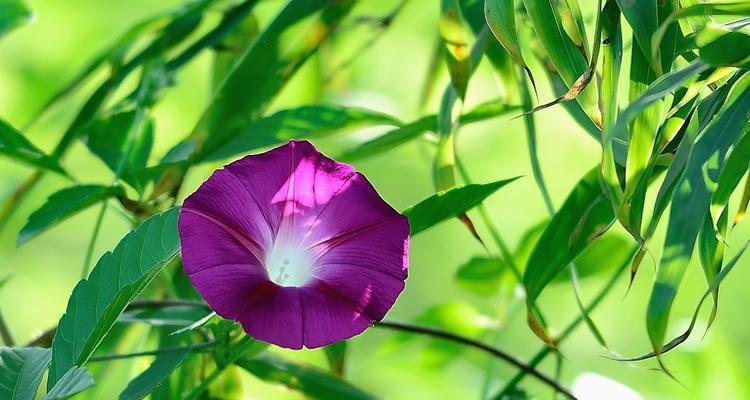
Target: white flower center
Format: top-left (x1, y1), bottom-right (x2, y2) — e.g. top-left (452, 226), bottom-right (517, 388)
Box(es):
top-left (264, 242), bottom-right (313, 287)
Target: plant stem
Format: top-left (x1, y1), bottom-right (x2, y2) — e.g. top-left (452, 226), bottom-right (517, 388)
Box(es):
top-left (0, 309), bottom-right (15, 346)
top-left (81, 201), bottom-right (107, 279)
top-left (88, 340), bottom-right (218, 362)
top-left (491, 247), bottom-right (636, 399)
top-left (376, 321), bottom-right (576, 399)
top-left (183, 336), bottom-right (255, 400)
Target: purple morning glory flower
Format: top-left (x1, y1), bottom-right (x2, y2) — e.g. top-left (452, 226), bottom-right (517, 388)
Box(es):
top-left (178, 140), bottom-right (409, 349)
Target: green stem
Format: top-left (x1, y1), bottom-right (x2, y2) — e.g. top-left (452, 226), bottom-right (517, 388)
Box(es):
top-left (183, 336), bottom-right (255, 400)
top-left (88, 340), bottom-right (218, 362)
top-left (376, 321), bottom-right (575, 399)
top-left (520, 74), bottom-right (555, 215)
top-left (81, 201), bottom-right (108, 279)
top-left (0, 309), bottom-right (14, 346)
top-left (492, 247), bottom-right (636, 399)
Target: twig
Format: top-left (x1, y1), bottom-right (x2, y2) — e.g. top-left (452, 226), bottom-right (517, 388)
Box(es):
top-left (0, 309), bottom-right (15, 346)
top-left (88, 340), bottom-right (218, 362)
top-left (81, 202), bottom-right (108, 279)
top-left (491, 248), bottom-right (637, 399)
top-left (376, 321), bottom-right (577, 399)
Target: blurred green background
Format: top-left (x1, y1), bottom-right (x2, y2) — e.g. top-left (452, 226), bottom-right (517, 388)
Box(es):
top-left (1, 0), bottom-right (750, 399)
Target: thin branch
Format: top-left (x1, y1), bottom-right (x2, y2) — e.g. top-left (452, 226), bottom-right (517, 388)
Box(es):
top-left (88, 340), bottom-right (218, 362)
top-left (376, 321), bottom-right (577, 399)
top-left (492, 247), bottom-right (637, 399)
top-left (81, 202), bottom-right (108, 279)
top-left (0, 309), bottom-right (15, 346)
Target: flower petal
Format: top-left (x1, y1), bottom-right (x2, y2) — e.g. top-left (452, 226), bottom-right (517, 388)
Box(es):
top-left (312, 217), bottom-right (409, 280)
top-left (178, 210), bottom-right (263, 274)
top-left (238, 287), bottom-right (304, 349)
top-left (299, 286), bottom-right (373, 348)
top-left (188, 264), bottom-right (268, 320)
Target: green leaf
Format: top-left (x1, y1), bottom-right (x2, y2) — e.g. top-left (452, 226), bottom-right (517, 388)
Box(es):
top-left (47, 208), bottom-right (181, 389)
top-left (454, 257), bottom-right (506, 296)
top-left (43, 367), bottom-right (95, 400)
top-left (236, 354), bottom-right (377, 400)
top-left (0, 117), bottom-right (67, 175)
top-left (0, 0), bottom-right (32, 38)
top-left (191, 0), bottom-right (357, 159)
top-left (555, 235), bottom-right (631, 283)
top-left (615, 0), bottom-right (658, 71)
top-left (652, 1), bottom-right (750, 68)
top-left (323, 341), bottom-right (347, 376)
top-left (647, 74), bottom-right (750, 350)
top-left (339, 101), bottom-right (519, 162)
top-left (602, 60), bottom-right (709, 228)
top-left (523, 167), bottom-right (615, 305)
top-left (118, 347), bottom-right (190, 400)
top-left (212, 13), bottom-right (258, 91)
top-left (485, 0), bottom-right (532, 83)
top-left (17, 185), bottom-right (124, 246)
top-left (521, 0), bottom-right (600, 126)
top-left (0, 347), bottom-right (51, 400)
top-left (403, 177), bottom-right (519, 235)
top-left (202, 105), bottom-right (399, 162)
top-left (696, 25), bottom-right (750, 67)
top-left (440, 0), bottom-right (471, 100)
top-left (82, 110), bottom-right (153, 186)
top-left (710, 127), bottom-right (750, 232)
top-left (118, 304), bottom-right (210, 328)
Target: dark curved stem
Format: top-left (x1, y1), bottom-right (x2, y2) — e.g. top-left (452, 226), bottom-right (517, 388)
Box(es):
top-left (375, 321), bottom-right (577, 399)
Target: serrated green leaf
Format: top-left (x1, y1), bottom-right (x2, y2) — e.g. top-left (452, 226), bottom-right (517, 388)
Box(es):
top-left (236, 354), bottom-right (377, 400)
top-left (118, 347), bottom-right (190, 400)
top-left (454, 257), bottom-right (506, 295)
top-left (403, 177), bottom-right (519, 235)
top-left (0, 347), bottom-right (51, 400)
top-left (0, 0), bottom-right (32, 39)
top-left (523, 167), bottom-right (615, 305)
top-left (18, 185), bottom-right (124, 246)
top-left (43, 366), bottom-right (94, 400)
top-left (647, 74), bottom-right (750, 351)
top-left (0, 117), bottom-right (67, 175)
top-left (202, 105), bottom-right (399, 162)
top-left (48, 208), bottom-right (181, 389)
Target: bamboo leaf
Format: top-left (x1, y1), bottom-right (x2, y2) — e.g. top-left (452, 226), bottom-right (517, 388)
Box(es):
top-left (236, 354), bottom-right (377, 400)
top-left (696, 25), bottom-right (750, 67)
top-left (47, 208), bottom-right (181, 388)
top-left (338, 101), bottom-right (519, 162)
top-left (440, 0), bottom-right (472, 100)
top-left (191, 0), bottom-right (357, 159)
top-left (523, 167), bottom-right (615, 305)
top-left (0, 347), bottom-right (51, 400)
top-left (82, 109), bottom-right (153, 187)
top-left (403, 178), bottom-right (520, 235)
top-left (18, 185), bottom-right (124, 246)
top-left (202, 105), bottom-right (400, 162)
top-left (710, 127), bottom-right (750, 232)
top-left (647, 74), bottom-right (750, 351)
top-left (118, 347), bottom-right (190, 400)
top-left (43, 367), bottom-right (95, 400)
top-left (0, 118), bottom-right (67, 175)
top-left (0, 0), bottom-right (31, 38)
top-left (521, 0), bottom-right (601, 126)
top-left (484, 0), bottom-right (535, 88)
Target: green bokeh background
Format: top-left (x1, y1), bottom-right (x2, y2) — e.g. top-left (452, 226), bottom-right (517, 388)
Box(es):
top-left (1, 1), bottom-right (749, 399)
